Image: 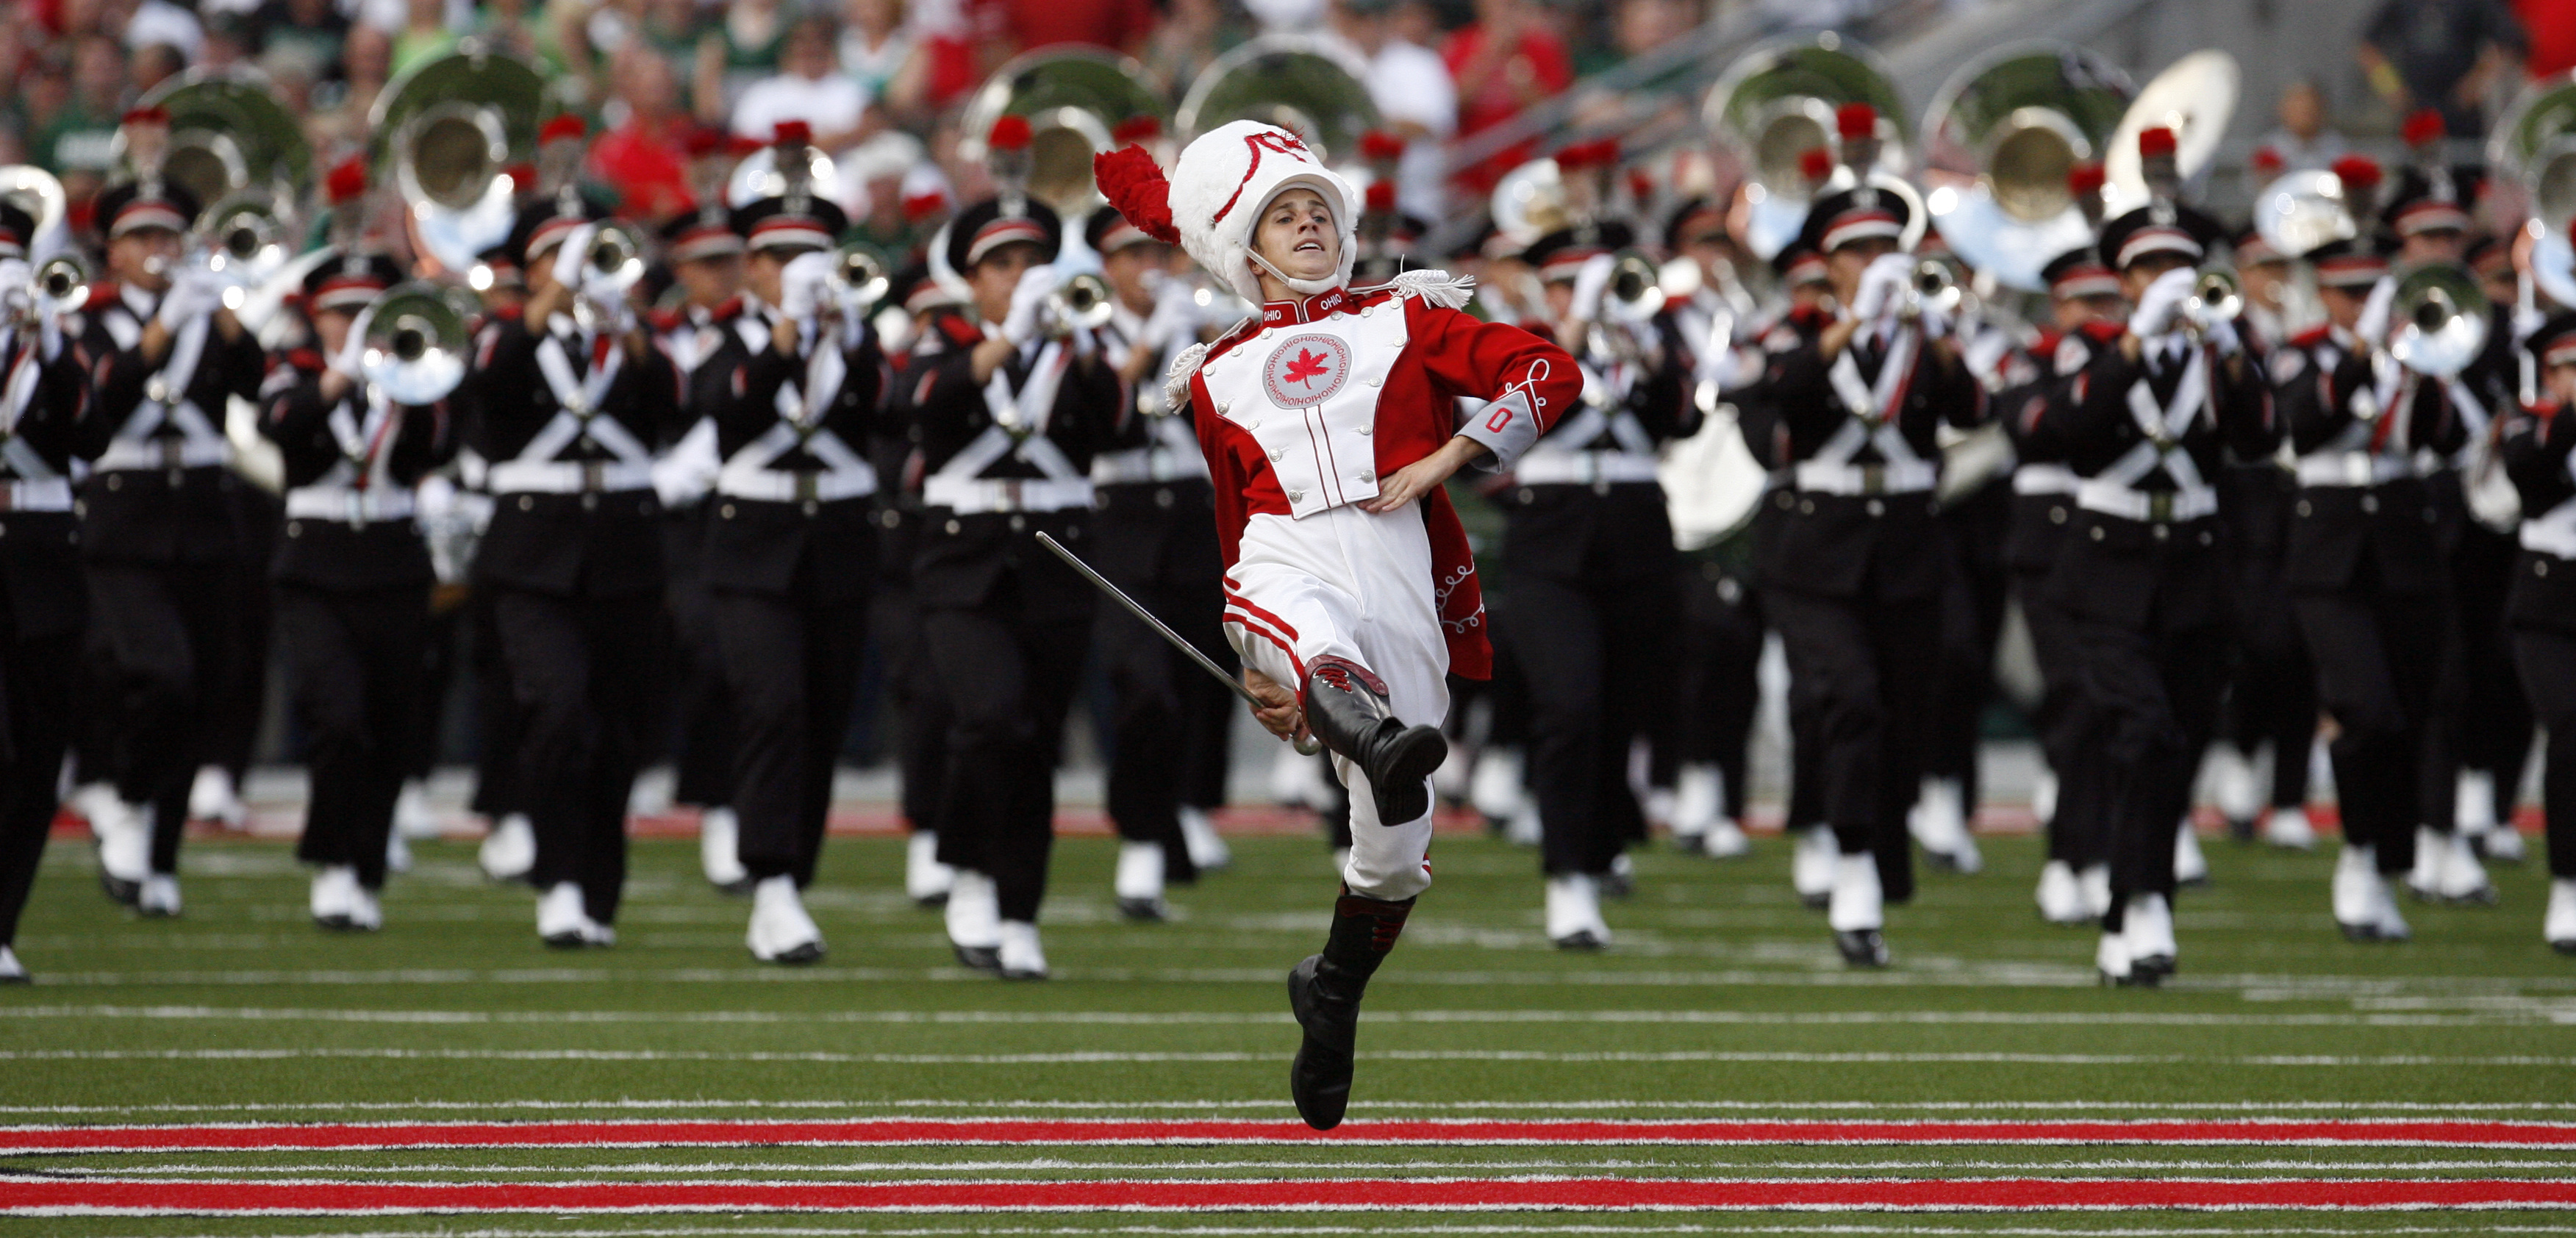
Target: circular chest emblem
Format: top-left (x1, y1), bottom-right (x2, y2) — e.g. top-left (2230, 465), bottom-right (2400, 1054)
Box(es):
top-left (1262, 333), bottom-right (1351, 409)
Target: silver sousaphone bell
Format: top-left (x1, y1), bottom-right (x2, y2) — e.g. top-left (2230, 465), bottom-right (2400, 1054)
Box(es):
top-left (360, 282), bottom-right (475, 405)
top-left (2386, 262), bottom-right (2491, 379)
top-left (1701, 32), bottom-right (1910, 260)
top-left (1919, 42), bottom-right (2133, 291)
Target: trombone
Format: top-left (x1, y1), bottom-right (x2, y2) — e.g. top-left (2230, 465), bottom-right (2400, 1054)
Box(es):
top-left (357, 281), bottom-right (474, 405)
top-left (1048, 272), bottom-right (1115, 337)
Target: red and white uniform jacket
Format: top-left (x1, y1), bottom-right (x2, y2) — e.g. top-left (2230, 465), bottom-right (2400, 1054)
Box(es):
top-left (1183, 284), bottom-right (1580, 679)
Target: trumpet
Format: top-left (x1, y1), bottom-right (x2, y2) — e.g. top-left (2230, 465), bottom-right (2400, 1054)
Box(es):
top-left (1897, 259), bottom-right (1961, 322)
top-left (821, 243), bottom-right (890, 316)
top-left (33, 253), bottom-right (89, 307)
top-left (1048, 272), bottom-right (1115, 336)
top-left (570, 222), bottom-right (648, 333)
top-left (2384, 262), bottom-right (2489, 379)
top-left (359, 282), bottom-right (473, 405)
top-left (197, 195), bottom-right (289, 308)
top-left (2173, 268), bottom-right (2242, 339)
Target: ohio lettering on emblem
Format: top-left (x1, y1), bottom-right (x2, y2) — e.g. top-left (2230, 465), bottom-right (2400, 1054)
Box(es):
top-left (1264, 334), bottom-right (1351, 409)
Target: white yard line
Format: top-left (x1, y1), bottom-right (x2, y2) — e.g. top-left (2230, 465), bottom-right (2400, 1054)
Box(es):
top-left (3, 1048), bottom-right (2572, 1066)
top-left (10, 1098), bottom-right (2576, 1117)
top-left (0, 1005), bottom-right (2558, 1028)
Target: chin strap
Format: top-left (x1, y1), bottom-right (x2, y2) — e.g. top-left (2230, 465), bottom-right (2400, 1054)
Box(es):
top-left (1248, 250), bottom-right (1339, 297)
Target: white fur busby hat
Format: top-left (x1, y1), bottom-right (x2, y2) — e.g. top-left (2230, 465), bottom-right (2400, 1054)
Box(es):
top-left (1095, 121), bottom-right (1357, 305)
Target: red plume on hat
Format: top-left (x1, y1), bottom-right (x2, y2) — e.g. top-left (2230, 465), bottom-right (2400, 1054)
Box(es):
top-left (1554, 138), bottom-right (1620, 171)
top-left (1092, 144), bottom-right (1178, 244)
top-left (2403, 107), bottom-right (2445, 148)
top-left (772, 120), bottom-right (812, 147)
top-left (1797, 146), bottom-right (1833, 185)
top-left (2250, 145), bottom-right (2284, 176)
top-left (324, 156), bottom-right (368, 205)
top-left (682, 126), bottom-right (726, 158)
top-left (1112, 115), bottom-right (1161, 145)
top-left (1364, 179), bottom-right (1397, 213)
top-left (2066, 161), bottom-right (2106, 196)
top-left (1359, 129), bottom-right (1407, 164)
top-left (540, 114), bottom-right (587, 145)
top-left (987, 115), bottom-right (1033, 152)
top-left (2137, 126), bottom-right (2178, 160)
top-left (1836, 103), bottom-right (1876, 140)
top-left (2332, 154), bottom-right (2382, 189)
top-left (121, 105), bottom-right (170, 126)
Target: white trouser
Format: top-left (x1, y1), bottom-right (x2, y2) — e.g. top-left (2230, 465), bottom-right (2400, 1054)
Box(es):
top-left (1226, 504), bottom-right (1448, 901)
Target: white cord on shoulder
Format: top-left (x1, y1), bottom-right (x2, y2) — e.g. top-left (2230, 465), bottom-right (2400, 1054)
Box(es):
top-left (1162, 342), bottom-right (1210, 413)
top-left (1383, 268), bottom-right (1477, 311)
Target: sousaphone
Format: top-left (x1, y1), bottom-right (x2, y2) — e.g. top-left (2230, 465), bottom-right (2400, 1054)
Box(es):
top-left (132, 68), bottom-right (312, 208)
top-left (2100, 50), bottom-right (2238, 217)
top-left (371, 43), bottom-right (546, 273)
top-left (1701, 32), bottom-right (1908, 260)
top-left (1920, 43), bottom-right (2131, 290)
top-left (960, 47), bottom-right (1170, 221)
top-left (2494, 71), bottom-right (2576, 307)
top-left (1175, 35), bottom-right (1378, 164)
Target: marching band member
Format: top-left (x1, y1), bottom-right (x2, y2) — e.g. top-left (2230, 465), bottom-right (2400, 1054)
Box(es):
top-left (1086, 203), bottom-right (1231, 919)
top-left (1093, 120), bottom-right (1580, 1128)
top-left (469, 188), bottom-right (680, 947)
top-left (1752, 167), bottom-right (1980, 967)
top-left (890, 169), bottom-right (1116, 981)
top-left (460, 246), bottom-right (540, 884)
top-left (2502, 312), bottom-right (2576, 952)
top-left (2008, 246), bottom-right (2123, 925)
top-left (876, 265), bottom-right (958, 908)
top-left (2036, 163), bottom-right (2269, 984)
top-left (0, 201), bottom-right (94, 980)
top-left (655, 183), bottom-right (754, 893)
top-left (1506, 218), bottom-right (1691, 949)
top-left (258, 251), bottom-right (454, 930)
top-left (71, 169), bottom-right (268, 917)
top-left (700, 160), bottom-right (885, 964)
top-left (2275, 232), bottom-right (2468, 940)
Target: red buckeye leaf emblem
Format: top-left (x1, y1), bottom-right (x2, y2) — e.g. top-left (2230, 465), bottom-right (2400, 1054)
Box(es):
top-left (1285, 348), bottom-right (1331, 387)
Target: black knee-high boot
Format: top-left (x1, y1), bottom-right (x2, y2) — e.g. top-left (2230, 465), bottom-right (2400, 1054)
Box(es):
top-left (1302, 656), bottom-right (1446, 826)
top-left (1288, 888), bottom-right (1414, 1131)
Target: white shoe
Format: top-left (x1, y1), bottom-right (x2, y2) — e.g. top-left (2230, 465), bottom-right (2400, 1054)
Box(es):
top-left (2123, 892), bottom-right (2175, 976)
top-left (1701, 817), bottom-right (1751, 859)
top-left (2333, 844), bottom-right (2378, 937)
top-left (626, 765), bottom-right (674, 817)
top-left (2078, 863), bottom-right (2112, 918)
top-left (746, 875), bottom-right (824, 963)
top-left (2369, 873), bottom-right (2411, 942)
top-left (1270, 746), bottom-right (1320, 809)
top-left (698, 806), bottom-right (748, 892)
top-left (1908, 777), bottom-right (1979, 872)
top-left (91, 798), bottom-right (150, 899)
top-left (904, 831), bottom-right (954, 906)
top-left (1178, 804), bottom-right (1231, 872)
top-left (1792, 825), bottom-right (1836, 908)
top-left (188, 765), bottom-right (246, 829)
top-left (310, 865), bottom-right (357, 927)
top-left (1502, 799), bottom-right (1543, 848)
top-left (1642, 786), bottom-right (1677, 834)
top-left (2173, 818), bottom-right (2208, 885)
top-left (1544, 873), bottom-right (1609, 949)
top-left (2456, 769), bottom-right (2499, 834)
top-left (2035, 859), bottom-right (2088, 926)
top-left (1670, 763), bottom-right (1722, 849)
top-left (1432, 741), bottom-right (1473, 803)
top-left (944, 870), bottom-right (1001, 970)
top-left (137, 874), bottom-right (181, 917)
top-left (2096, 929), bottom-right (2141, 984)
top-left (2545, 881), bottom-right (2576, 953)
top-left (1827, 852), bottom-right (1883, 933)
top-left (343, 882), bottom-right (382, 931)
top-left (1470, 747), bottom-right (1526, 826)
top-left (996, 919), bottom-right (1048, 979)
top-left (479, 813), bottom-right (535, 882)
top-left (0, 945), bottom-right (24, 983)
top-left (2433, 830), bottom-right (2496, 904)
top-left (2031, 768), bottom-right (2059, 827)
top-left (384, 830), bottom-right (412, 874)
top-left (2484, 823), bottom-right (2528, 864)
top-left (393, 779), bottom-right (443, 839)
top-left (1113, 841), bottom-right (1167, 920)
top-left (537, 881), bottom-right (599, 948)
top-left (2263, 806), bottom-right (2317, 850)
top-left (2210, 747), bottom-right (2261, 829)
top-left (2407, 826), bottom-right (2444, 900)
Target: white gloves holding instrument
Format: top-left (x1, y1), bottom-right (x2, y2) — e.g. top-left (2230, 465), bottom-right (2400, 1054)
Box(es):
top-left (1846, 252), bottom-right (1914, 324)
top-left (2127, 266), bottom-right (2197, 340)
top-left (776, 250), bottom-right (836, 322)
top-left (999, 265), bottom-right (1062, 348)
top-left (329, 306), bottom-right (376, 384)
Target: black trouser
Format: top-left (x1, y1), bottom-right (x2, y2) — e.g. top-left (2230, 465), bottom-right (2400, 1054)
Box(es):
top-left (2067, 608), bottom-right (2224, 915)
top-left (468, 587), bottom-right (525, 823)
top-left (0, 624), bottom-right (79, 949)
top-left (1505, 570), bottom-right (1677, 878)
top-left (663, 511), bottom-right (734, 809)
top-left (1927, 509), bottom-right (2009, 808)
top-left (2016, 567), bottom-right (2105, 867)
top-left (873, 582), bottom-right (948, 837)
top-left (1675, 557), bottom-right (1764, 823)
top-left (1094, 570), bottom-right (1226, 884)
top-left (2219, 564), bottom-right (2316, 812)
top-left (2510, 626), bottom-right (2576, 878)
top-left (406, 596), bottom-right (465, 783)
top-left (712, 588), bottom-right (865, 887)
top-left (1764, 585), bottom-right (1935, 901)
top-left (85, 560), bottom-right (240, 873)
top-left (276, 583), bottom-right (428, 890)
top-left (492, 587), bottom-right (657, 923)
top-left (201, 494), bottom-right (278, 792)
top-left (2295, 571), bottom-right (2444, 876)
top-left (2434, 524), bottom-right (2533, 826)
top-left (924, 584), bottom-right (1092, 923)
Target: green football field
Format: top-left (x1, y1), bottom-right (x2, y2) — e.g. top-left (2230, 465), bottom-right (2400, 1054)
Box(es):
top-left (1, 823), bottom-right (2572, 1234)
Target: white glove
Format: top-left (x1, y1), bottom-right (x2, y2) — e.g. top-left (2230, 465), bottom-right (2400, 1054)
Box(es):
top-left (2514, 303), bottom-right (2546, 345)
top-left (156, 268), bottom-right (217, 329)
top-left (579, 275), bottom-right (635, 333)
top-left (2203, 315), bottom-right (2244, 358)
top-left (550, 223), bottom-right (598, 293)
top-left (778, 250), bottom-right (834, 321)
top-left (2355, 273), bottom-right (2396, 346)
top-left (2127, 266), bottom-right (2197, 340)
top-left (330, 306), bottom-right (375, 381)
top-left (1847, 252), bottom-right (1914, 323)
top-left (1568, 253), bottom-right (1616, 324)
top-left (1142, 277), bottom-right (1201, 349)
top-left (415, 473), bottom-right (457, 522)
top-left (1000, 265), bottom-right (1062, 348)
top-left (0, 260), bottom-right (27, 308)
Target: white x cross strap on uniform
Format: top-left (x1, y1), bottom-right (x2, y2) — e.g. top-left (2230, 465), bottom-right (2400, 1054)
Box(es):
top-left (715, 332), bottom-right (879, 506)
top-left (1796, 326), bottom-right (1936, 497)
top-left (2526, 453), bottom-right (2576, 560)
top-left (0, 337), bottom-right (71, 512)
top-left (489, 328), bottom-right (654, 495)
top-left (95, 303), bottom-right (230, 473)
top-left (2076, 341), bottom-right (2217, 523)
top-left (2297, 350), bottom-right (2421, 487)
top-left (284, 387), bottom-right (417, 525)
top-left (922, 337), bottom-right (1093, 515)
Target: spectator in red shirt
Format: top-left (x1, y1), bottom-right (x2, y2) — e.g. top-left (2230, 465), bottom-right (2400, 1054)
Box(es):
top-left (1442, 0), bottom-right (1572, 196)
top-left (987, 0), bottom-right (1156, 59)
top-left (590, 46), bottom-right (698, 223)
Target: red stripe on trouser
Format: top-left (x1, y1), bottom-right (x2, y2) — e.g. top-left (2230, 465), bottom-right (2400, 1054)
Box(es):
top-left (6, 1177), bottom-right (2574, 1213)
top-left (7, 1119), bottom-right (2573, 1152)
top-left (1223, 612), bottom-right (1304, 681)
top-left (1223, 591), bottom-right (1301, 640)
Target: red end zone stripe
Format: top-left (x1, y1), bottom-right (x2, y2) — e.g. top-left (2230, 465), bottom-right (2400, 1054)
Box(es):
top-left (7, 1119), bottom-right (2575, 1153)
top-left (4, 1176), bottom-right (2575, 1214)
